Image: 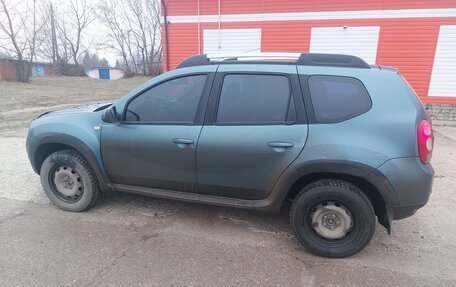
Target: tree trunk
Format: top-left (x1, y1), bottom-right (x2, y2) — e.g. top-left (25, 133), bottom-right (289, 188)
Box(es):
top-left (50, 4), bottom-right (60, 64)
top-left (16, 59), bottom-right (30, 83)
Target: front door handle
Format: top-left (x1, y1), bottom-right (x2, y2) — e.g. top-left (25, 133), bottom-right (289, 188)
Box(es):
top-left (173, 138), bottom-right (194, 148)
top-left (268, 141), bottom-right (294, 152)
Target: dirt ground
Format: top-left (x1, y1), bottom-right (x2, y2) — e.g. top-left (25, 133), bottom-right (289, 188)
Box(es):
top-left (0, 76), bottom-right (455, 286)
top-left (0, 76), bottom-right (148, 132)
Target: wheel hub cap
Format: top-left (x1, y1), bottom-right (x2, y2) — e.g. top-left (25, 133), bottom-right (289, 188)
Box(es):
top-left (310, 201), bottom-right (353, 240)
top-left (53, 166), bottom-right (83, 198)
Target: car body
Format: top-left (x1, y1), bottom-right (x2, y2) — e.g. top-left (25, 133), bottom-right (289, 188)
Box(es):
top-left (26, 53), bottom-right (434, 257)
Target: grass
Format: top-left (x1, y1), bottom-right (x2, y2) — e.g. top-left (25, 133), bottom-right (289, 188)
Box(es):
top-left (0, 76), bottom-right (150, 131)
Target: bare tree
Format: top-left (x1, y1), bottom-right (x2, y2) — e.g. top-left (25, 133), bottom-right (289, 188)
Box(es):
top-left (38, 3), bottom-right (63, 65)
top-left (97, 0), bottom-right (162, 76)
top-left (0, 0), bottom-right (53, 81)
top-left (144, 0), bottom-right (162, 74)
top-left (127, 0), bottom-right (148, 75)
top-left (49, 3), bottom-right (59, 63)
top-left (96, 0), bottom-right (132, 75)
top-left (57, 0), bottom-right (94, 68)
top-left (37, 2), bottom-right (58, 64)
top-left (26, 0), bottom-right (49, 63)
top-left (0, 0), bottom-right (29, 82)
top-left (1, 0), bottom-right (159, 80)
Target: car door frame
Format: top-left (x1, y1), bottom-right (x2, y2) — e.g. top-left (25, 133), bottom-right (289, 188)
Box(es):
top-left (195, 66), bottom-right (308, 199)
top-left (203, 69), bottom-right (307, 126)
top-left (101, 71), bottom-right (217, 193)
top-left (120, 72), bottom-right (217, 126)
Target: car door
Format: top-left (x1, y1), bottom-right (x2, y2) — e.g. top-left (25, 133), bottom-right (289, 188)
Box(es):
top-left (101, 73), bottom-right (213, 193)
top-left (196, 65), bottom-right (308, 200)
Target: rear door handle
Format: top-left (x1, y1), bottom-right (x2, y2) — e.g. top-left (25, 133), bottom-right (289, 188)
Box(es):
top-left (173, 138), bottom-right (194, 148)
top-left (173, 138), bottom-right (194, 144)
top-left (268, 141), bottom-right (294, 148)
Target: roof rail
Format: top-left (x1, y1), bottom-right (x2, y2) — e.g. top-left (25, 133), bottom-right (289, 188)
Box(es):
top-left (175, 53), bottom-right (370, 69)
top-left (297, 53), bottom-right (370, 69)
top-left (208, 52), bottom-right (301, 61)
top-left (175, 54), bottom-right (211, 69)
top-left (371, 64), bottom-right (399, 73)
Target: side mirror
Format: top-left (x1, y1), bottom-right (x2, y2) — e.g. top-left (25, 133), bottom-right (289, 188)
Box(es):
top-left (102, 106), bottom-right (120, 123)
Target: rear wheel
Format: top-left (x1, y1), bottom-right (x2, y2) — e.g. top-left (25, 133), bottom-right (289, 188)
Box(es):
top-left (290, 179), bottom-right (375, 258)
top-left (40, 150), bottom-right (100, 212)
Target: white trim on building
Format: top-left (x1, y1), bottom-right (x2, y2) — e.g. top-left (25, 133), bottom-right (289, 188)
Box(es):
top-left (163, 8), bottom-right (456, 24)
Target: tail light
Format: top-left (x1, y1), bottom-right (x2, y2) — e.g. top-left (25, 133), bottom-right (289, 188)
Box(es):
top-left (417, 120), bottom-right (433, 164)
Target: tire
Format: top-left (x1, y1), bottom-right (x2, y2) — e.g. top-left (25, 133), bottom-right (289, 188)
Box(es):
top-left (40, 149), bottom-right (100, 212)
top-left (290, 179), bottom-right (375, 258)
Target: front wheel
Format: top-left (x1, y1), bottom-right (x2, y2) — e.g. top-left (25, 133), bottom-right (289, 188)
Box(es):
top-left (40, 150), bottom-right (100, 212)
top-left (290, 180), bottom-right (375, 258)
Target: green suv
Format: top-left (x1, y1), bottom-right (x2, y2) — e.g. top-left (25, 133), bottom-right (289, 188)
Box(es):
top-left (26, 53), bottom-right (434, 257)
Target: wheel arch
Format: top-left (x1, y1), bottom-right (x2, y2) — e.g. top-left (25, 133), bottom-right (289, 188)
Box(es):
top-left (30, 133), bottom-right (111, 191)
top-left (271, 160), bottom-right (399, 232)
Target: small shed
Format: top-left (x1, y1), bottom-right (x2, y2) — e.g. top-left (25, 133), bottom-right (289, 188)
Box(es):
top-left (31, 63), bottom-right (45, 77)
top-left (0, 59), bottom-right (30, 82)
top-left (85, 68), bottom-right (124, 80)
top-left (31, 62), bottom-right (59, 77)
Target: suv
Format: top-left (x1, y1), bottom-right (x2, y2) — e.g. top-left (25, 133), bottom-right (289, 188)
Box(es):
top-left (26, 53), bottom-right (434, 258)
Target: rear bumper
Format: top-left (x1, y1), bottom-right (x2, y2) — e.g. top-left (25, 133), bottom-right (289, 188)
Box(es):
top-left (377, 157), bottom-right (434, 221)
top-left (391, 203), bottom-right (427, 220)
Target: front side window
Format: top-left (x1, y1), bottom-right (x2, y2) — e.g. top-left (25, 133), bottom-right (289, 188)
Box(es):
top-left (216, 74), bottom-right (293, 124)
top-left (308, 75), bottom-right (372, 123)
top-left (125, 75), bottom-right (207, 123)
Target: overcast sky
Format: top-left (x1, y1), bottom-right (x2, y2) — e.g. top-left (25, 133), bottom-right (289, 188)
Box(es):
top-left (0, 0), bottom-right (160, 66)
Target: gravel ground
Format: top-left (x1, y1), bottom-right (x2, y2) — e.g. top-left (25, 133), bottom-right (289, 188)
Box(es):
top-left (0, 77), bottom-right (455, 286)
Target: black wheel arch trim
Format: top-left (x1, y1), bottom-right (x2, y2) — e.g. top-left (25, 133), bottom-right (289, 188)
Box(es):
top-left (28, 133), bottom-right (112, 191)
top-left (265, 160), bottom-right (398, 231)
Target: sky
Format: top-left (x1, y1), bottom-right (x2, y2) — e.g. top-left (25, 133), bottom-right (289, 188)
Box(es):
top-left (0, 0), bottom-right (160, 66)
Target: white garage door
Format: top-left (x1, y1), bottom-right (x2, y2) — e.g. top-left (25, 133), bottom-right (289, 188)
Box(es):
top-left (429, 25), bottom-right (456, 97)
top-left (309, 26), bottom-right (380, 64)
top-left (203, 28), bottom-right (261, 55)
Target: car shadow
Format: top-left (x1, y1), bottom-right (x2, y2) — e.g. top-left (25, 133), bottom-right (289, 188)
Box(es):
top-left (92, 189), bottom-right (394, 258)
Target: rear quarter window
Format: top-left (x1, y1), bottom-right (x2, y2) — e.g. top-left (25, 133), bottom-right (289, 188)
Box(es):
top-left (308, 75), bottom-right (372, 123)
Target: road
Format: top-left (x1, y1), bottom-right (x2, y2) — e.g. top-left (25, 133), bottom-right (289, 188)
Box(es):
top-left (0, 78), bottom-right (455, 286)
top-left (0, 124), bottom-right (455, 286)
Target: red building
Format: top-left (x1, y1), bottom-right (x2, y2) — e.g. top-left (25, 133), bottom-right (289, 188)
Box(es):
top-left (161, 0), bottom-right (456, 105)
top-left (0, 59), bottom-right (30, 82)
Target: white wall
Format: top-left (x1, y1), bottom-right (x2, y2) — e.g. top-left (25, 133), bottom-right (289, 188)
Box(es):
top-left (309, 26), bottom-right (380, 64)
top-left (429, 25), bottom-right (456, 97)
top-left (203, 28), bottom-right (261, 55)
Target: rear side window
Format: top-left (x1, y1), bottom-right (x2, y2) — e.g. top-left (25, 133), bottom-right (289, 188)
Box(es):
top-left (216, 74), bottom-right (293, 124)
top-left (308, 75), bottom-right (371, 123)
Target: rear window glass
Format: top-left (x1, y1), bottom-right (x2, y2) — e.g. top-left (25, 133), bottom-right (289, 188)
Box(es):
top-left (308, 75), bottom-right (372, 123)
top-left (216, 74), bottom-right (293, 124)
